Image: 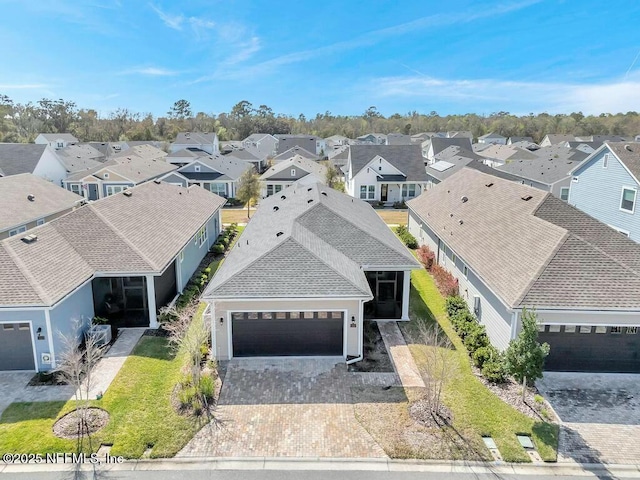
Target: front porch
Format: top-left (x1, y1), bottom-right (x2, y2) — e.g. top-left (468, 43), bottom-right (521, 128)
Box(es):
top-left (363, 270), bottom-right (410, 320)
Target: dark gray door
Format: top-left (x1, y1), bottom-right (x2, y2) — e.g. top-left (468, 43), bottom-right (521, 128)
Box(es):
top-left (0, 323), bottom-right (35, 370)
top-left (539, 326), bottom-right (640, 373)
top-left (88, 183), bottom-right (99, 201)
top-left (232, 312), bottom-right (343, 357)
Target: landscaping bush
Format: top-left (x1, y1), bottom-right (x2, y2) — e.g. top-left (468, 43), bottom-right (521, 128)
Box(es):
top-left (223, 198), bottom-right (243, 207)
top-left (481, 354), bottom-right (509, 383)
top-left (212, 243), bottom-right (225, 254)
top-left (445, 295), bottom-right (467, 319)
top-left (450, 309), bottom-right (477, 334)
top-left (394, 225), bottom-right (418, 249)
top-left (472, 345), bottom-right (498, 368)
top-left (176, 284), bottom-right (200, 309)
top-left (457, 318), bottom-right (482, 342)
top-left (178, 385), bottom-right (197, 409)
top-left (431, 264), bottom-right (459, 296)
top-left (462, 323), bottom-right (490, 354)
top-left (416, 245), bottom-right (435, 270)
top-left (199, 375), bottom-right (215, 402)
top-left (393, 201), bottom-right (407, 209)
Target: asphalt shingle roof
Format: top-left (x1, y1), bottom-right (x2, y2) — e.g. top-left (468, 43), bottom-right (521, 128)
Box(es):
top-left (0, 173), bottom-right (82, 232)
top-left (349, 145), bottom-right (428, 182)
top-left (204, 183), bottom-right (419, 299)
top-left (0, 182), bottom-right (225, 306)
top-left (0, 144), bottom-right (49, 176)
top-left (496, 156), bottom-right (582, 185)
top-left (606, 142), bottom-right (640, 183)
top-left (261, 155), bottom-right (326, 181)
top-left (409, 168), bottom-right (640, 310)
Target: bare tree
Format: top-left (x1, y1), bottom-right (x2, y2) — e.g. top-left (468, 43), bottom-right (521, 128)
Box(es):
top-left (412, 320), bottom-right (458, 421)
top-left (56, 319), bottom-right (106, 455)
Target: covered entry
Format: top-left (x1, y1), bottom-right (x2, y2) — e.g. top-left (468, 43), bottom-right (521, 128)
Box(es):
top-left (539, 325), bottom-right (640, 372)
top-left (231, 311), bottom-right (344, 357)
top-left (0, 323), bottom-right (35, 370)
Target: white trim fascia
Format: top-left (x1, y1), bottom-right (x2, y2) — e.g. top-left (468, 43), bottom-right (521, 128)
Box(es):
top-left (538, 320), bottom-right (640, 327)
top-left (158, 171), bottom-right (190, 183)
top-left (568, 143), bottom-right (608, 175)
top-left (515, 307), bottom-right (640, 315)
top-left (44, 310), bottom-right (56, 368)
top-left (362, 266), bottom-right (420, 271)
top-left (204, 295), bottom-right (372, 302)
top-left (0, 319), bottom-right (39, 372)
top-left (99, 167), bottom-right (136, 184)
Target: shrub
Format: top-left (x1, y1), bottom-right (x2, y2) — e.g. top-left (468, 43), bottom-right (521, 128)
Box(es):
top-left (450, 309), bottom-right (476, 333)
top-left (445, 295), bottom-right (468, 319)
top-left (482, 354), bottom-right (508, 383)
top-left (463, 323), bottom-right (490, 354)
top-left (218, 236), bottom-right (230, 248)
top-left (431, 264), bottom-right (459, 297)
top-left (417, 245), bottom-right (435, 270)
top-left (176, 284), bottom-right (200, 309)
top-left (199, 375), bottom-right (215, 401)
top-left (456, 316), bottom-right (482, 341)
top-left (393, 201), bottom-right (407, 209)
top-left (472, 345), bottom-right (497, 368)
top-left (212, 244), bottom-right (225, 254)
top-left (178, 385), bottom-right (196, 409)
top-left (191, 396), bottom-right (203, 416)
top-left (395, 225), bottom-right (418, 249)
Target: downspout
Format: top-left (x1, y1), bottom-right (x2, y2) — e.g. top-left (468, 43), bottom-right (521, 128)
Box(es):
top-left (346, 299), bottom-right (365, 365)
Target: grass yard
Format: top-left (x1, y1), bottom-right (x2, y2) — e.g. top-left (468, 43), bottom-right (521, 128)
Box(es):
top-left (222, 208), bottom-right (255, 224)
top-left (375, 209), bottom-right (409, 225)
top-left (396, 269), bottom-right (558, 462)
top-left (0, 305), bottom-right (210, 459)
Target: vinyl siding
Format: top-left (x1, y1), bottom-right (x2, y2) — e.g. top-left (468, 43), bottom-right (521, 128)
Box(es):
top-left (409, 210), bottom-right (513, 350)
top-left (177, 212), bottom-right (220, 291)
top-left (570, 149), bottom-right (640, 241)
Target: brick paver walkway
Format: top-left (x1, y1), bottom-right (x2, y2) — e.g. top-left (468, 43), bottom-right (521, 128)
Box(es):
top-left (178, 358), bottom-right (388, 458)
top-left (537, 372), bottom-right (640, 464)
top-left (376, 321), bottom-right (425, 388)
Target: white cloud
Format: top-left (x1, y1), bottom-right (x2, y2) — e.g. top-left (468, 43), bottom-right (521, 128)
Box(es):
top-left (149, 3), bottom-right (184, 30)
top-left (149, 3), bottom-right (216, 39)
top-left (373, 73), bottom-right (640, 114)
top-left (0, 83), bottom-right (49, 89)
top-left (119, 66), bottom-right (180, 76)
top-left (222, 36), bottom-right (262, 66)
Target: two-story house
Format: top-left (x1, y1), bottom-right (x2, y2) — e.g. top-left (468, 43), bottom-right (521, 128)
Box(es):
top-left (345, 145), bottom-right (428, 203)
top-left (477, 132), bottom-right (507, 145)
top-left (275, 135), bottom-right (325, 156)
top-left (171, 132), bottom-right (219, 155)
top-left (0, 144), bottom-right (68, 186)
top-left (568, 142), bottom-right (640, 242)
top-left (34, 133), bottom-right (78, 149)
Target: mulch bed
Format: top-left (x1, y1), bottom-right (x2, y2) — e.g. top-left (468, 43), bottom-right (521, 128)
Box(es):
top-left (53, 407), bottom-right (110, 439)
top-left (348, 321), bottom-right (395, 373)
top-left (409, 399), bottom-right (454, 429)
top-left (28, 372), bottom-right (67, 386)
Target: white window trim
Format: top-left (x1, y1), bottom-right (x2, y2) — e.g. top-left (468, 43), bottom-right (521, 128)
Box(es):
top-left (608, 224), bottom-right (630, 237)
top-left (619, 186), bottom-right (637, 214)
top-left (9, 225), bottom-right (27, 236)
top-left (106, 185), bottom-right (127, 196)
top-left (36, 218), bottom-right (45, 226)
top-left (560, 187), bottom-right (570, 201)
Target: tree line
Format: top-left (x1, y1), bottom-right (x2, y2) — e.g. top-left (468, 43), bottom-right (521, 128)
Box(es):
top-left (1, 95), bottom-right (639, 144)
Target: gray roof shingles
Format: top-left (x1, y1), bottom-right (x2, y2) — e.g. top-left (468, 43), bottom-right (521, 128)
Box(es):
top-left (0, 144), bottom-right (49, 176)
top-left (349, 145), bottom-right (428, 181)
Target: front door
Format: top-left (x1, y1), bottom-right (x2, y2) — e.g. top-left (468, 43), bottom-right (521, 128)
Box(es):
top-left (381, 184), bottom-right (388, 202)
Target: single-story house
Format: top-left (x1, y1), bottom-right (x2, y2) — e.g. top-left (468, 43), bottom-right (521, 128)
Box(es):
top-left (54, 144), bottom-right (106, 172)
top-left (345, 145), bottom-right (428, 203)
top-left (408, 167), bottom-right (640, 373)
top-left (224, 148), bottom-right (265, 172)
top-left (160, 155), bottom-right (252, 198)
top-left (203, 183), bottom-right (420, 361)
top-left (0, 173), bottom-right (84, 239)
top-left (260, 155), bottom-right (327, 197)
top-left (0, 181), bottom-right (225, 372)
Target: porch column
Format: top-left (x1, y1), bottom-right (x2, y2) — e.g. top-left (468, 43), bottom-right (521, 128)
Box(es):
top-left (146, 275), bottom-right (158, 328)
top-left (401, 270), bottom-right (411, 320)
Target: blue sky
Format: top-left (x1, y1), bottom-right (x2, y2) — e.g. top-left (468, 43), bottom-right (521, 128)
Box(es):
top-left (1, 0), bottom-right (640, 118)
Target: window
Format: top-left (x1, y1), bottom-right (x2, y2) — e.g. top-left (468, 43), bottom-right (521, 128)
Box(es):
top-left (291, 168), bottom-right (296, 177)
top-left (194, 165), bottom-right (201, 172)
top-left (451, 253), bottom-right (457, 265)
top-left (267, 185), bottom-right (274, 197)
top-left (275, 185), bottom-right (282, 193)
top-left (549, 325), bottom-right (561, 333)
top-left (463, 265), bottom-right (468, 279)
top-left (18, 323), bottom-right (29, 330)
top-left (603, 153), bottom-right (609, 168)
top-left (579, 326), bottom-right (592, 334)
top-left (620, 187), bottom-right (637, 213)
top-left (359, 185), bottom-right (367, 199)
top-left (611, 326), bottom-right (623, 334)
top-left (537, 324), bottom-right (546, 332)
top-left (57, 142), bottom-right (64, 148)
top-left (9, 225), bottom-right (27, 236)
top-left (3, 324), bottom-right (14, 330)
top-left (106, 185), bottom-right (127, 196)
top-left (595, 326), bottom-right (607, 334)
top-left (70, 184), bottom-right (82, 195)
top-left (209, 183), bottom-right (226, 197)
top-left (560, 187), bottom-right (569, 201)
top-left (564, 325), bottom-right (576, 333)
top-left (627, 326), bottom-right (638, 335)
top-left (196, 226), bottom-right (207, 247)
top-left (402, 184), bottom-right (417, 198)
top-left (36, 218), bottom-right (45, 226)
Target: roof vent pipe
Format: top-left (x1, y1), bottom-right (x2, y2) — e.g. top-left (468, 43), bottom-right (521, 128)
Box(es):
top-left (27, 194), bottom-right (35, 201)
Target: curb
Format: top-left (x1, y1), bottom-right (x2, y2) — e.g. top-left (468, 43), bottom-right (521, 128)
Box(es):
top-left (2, 456), bottom-right (640, 476)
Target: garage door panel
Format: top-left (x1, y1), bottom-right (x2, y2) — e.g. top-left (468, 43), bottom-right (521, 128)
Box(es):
top-left (232, 315), bottom-right (343, 357)
top-left (0, 323), bottom-right (35, 371)
top-left (540, 328), bottom-right (640, 373)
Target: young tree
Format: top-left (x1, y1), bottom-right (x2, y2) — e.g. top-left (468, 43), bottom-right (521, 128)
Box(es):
top-left (505, 308), bottom-right (550, 388)
top-left (168, 99), bottom-right (192, 120)
top-left (412, 320), bottom-right (458, 420)
top-left (324, 162), bottom-right (345, 191)
top-left (236, 168), bottom-right (261, 218)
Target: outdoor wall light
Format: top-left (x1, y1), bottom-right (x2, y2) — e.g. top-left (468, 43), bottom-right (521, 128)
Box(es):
top-left (350, 316), bottom-right (356, 328)
top-left (36, 327), bottom-right (45, 340)
top-left (219, 317), bottom-right (224, 325)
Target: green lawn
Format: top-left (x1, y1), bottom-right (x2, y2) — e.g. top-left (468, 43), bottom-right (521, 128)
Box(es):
top-left (401, 269), bottom-right (559, 462)
top-left (0, 305), bottom-right (210, 458)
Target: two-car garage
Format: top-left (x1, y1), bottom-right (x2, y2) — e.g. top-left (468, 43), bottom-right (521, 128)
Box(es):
top-left (231, 311), bottom-right (344, 357)
top-left (0, 322), bottom-right (35, 371)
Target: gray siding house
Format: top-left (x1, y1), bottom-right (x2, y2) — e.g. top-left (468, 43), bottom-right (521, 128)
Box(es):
top-left (569, 142), bottom-right (640, 242)
top-left (204, 183), bottom-right (420, 362)
top-left (0, 182), bottom-right (225, 372)
top-left (408, 167), bottom-right (640, 373)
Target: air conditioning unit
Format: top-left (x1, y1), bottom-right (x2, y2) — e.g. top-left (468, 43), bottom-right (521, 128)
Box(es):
top-left (473, 295), bottom-right (481, 315)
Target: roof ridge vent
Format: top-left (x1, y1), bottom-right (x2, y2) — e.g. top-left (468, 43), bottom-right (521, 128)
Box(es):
top-left (273, 206), bottom-right (279, 211)
top-left (27, 194), bottom-right (35, 201)
top-left (461, 196), bottom-right (468, 203)
top-left (625, 144), bottom-right (633, 152)
top-left (276, 231), bottom-right (284, 237)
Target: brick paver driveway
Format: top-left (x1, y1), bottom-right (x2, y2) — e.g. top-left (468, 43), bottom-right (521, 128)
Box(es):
top-left (537, 372), bottom-right (640, 464)
top-left (179, 358), bottom-right (389, 458)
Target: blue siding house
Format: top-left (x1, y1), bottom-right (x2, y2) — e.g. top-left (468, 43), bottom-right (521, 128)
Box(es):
top-left (569, 142), bottom-right (640, 241)
top-left (0, 182), bottom-right (225, 372)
